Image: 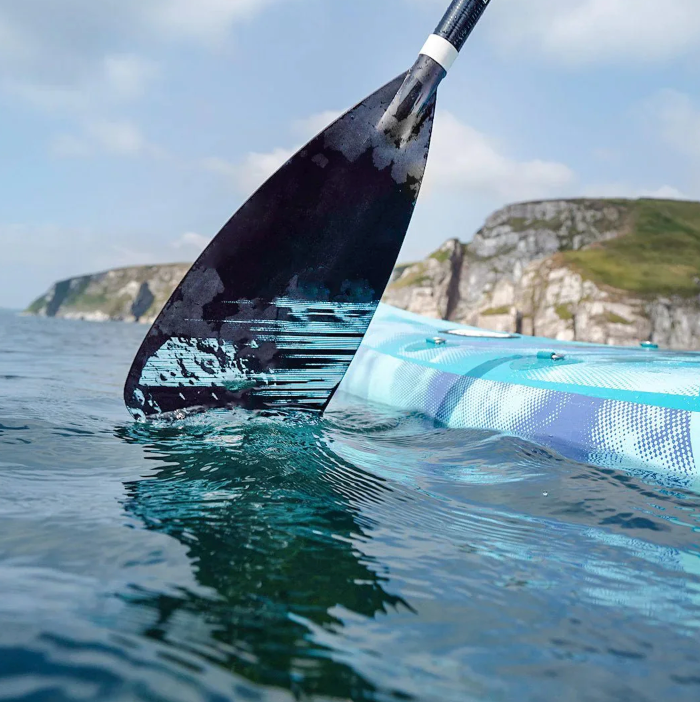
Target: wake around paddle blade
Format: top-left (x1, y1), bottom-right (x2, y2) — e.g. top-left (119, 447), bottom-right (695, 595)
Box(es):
top-left (125, 72), bottom-right (437, 420)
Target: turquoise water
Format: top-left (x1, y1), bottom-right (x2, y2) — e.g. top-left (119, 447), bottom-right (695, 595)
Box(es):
top-left (2, 308), bottom-right (700, 701)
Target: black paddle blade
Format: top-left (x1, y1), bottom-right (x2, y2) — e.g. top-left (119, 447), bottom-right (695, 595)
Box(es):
top-left (125, 73), bottom-right (435, 420)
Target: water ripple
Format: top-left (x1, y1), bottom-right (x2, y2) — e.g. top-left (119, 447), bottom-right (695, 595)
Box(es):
top-left (3, 310), bottom-right (700, 701)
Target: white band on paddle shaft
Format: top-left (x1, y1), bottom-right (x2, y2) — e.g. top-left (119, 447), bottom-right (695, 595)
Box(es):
top-left (419, 34), bottom-right (459, 72)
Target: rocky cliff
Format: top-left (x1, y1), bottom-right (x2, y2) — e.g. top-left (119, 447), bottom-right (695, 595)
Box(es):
top-left (25, 198), bottom-right (700, 349)
top-left (26, 264), bottom-right (190, 323)
top-left (384, 198), bottom-right (700, 350)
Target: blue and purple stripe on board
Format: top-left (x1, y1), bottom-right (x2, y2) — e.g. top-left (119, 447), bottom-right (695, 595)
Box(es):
top-left (341, 345), bottom-right (700, 479)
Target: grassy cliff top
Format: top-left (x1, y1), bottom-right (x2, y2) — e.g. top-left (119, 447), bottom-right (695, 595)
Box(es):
top-left (562, 198), bottom-right (700, 298)
top-left (391, 198), bottom-right (700, 299)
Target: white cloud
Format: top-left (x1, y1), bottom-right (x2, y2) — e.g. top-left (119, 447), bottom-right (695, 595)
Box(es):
top-left (173, 232), bottom-right (212, 250)
top-left (200, 156), bottom-right (239, 179)
top-left (87, 120), bottom-right (148, 156)
top-left (291, 110), bottom-right (343, 140)
top-left (102, 55), bottom-right (159, 102)
top-left (203, 108), bottom-right (574, 203)
top-left (0, 0), bottom-right (279, 115)
top-left (235, 148), bottom-right (296, 193)
top-left (424, 111), bottom-right (574, 201)
top-left (646, 185), bottom-right (688, 200)
top-left (223, 110), bottom-right (343, 193)
top-left (147, 0), bottom-right (283, 43)
top-left (582, 183), bottom-right (688, 200)
top-left (201, 109), bottom-right (349, 195)
top-left (6, 53), bottom-right (157, 112)
top-left (202, 147), bottom-right (295, 194)
top-left (201, 106), bottom-right (345, 197)
top-left (51, 119), bottom-right (159, 158)
top-left (477, 0), bottom-right (700, 64)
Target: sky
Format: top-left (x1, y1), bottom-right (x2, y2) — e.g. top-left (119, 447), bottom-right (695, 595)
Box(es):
top-left (1, 0), bottom-right (699, 309)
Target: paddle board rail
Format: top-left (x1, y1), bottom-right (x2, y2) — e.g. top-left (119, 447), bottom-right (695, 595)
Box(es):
top-left (340, 304), bottom-right (700, 479)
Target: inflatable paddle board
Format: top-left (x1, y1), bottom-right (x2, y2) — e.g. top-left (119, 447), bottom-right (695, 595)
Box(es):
top-left (339, 304), bottom-right (700, 479)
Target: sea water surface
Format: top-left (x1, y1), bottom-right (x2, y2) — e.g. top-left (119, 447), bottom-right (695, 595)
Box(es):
top-left (2, 308), bottom-right (700, 702)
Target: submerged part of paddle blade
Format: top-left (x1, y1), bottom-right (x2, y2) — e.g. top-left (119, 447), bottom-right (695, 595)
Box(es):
top-left (125, 73), bottom-right (435, 420)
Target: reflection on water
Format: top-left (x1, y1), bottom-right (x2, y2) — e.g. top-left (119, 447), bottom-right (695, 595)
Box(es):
top-left (112, 406), bottom-right (700, 701)
top-left (2, 310), bottom-right (700, 701)
top-left (117, 415), bottom-right (407, 699)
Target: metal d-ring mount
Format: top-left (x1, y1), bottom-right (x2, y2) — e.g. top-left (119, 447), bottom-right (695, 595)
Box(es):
top-left (537, 351), bottom-right (566, 362)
